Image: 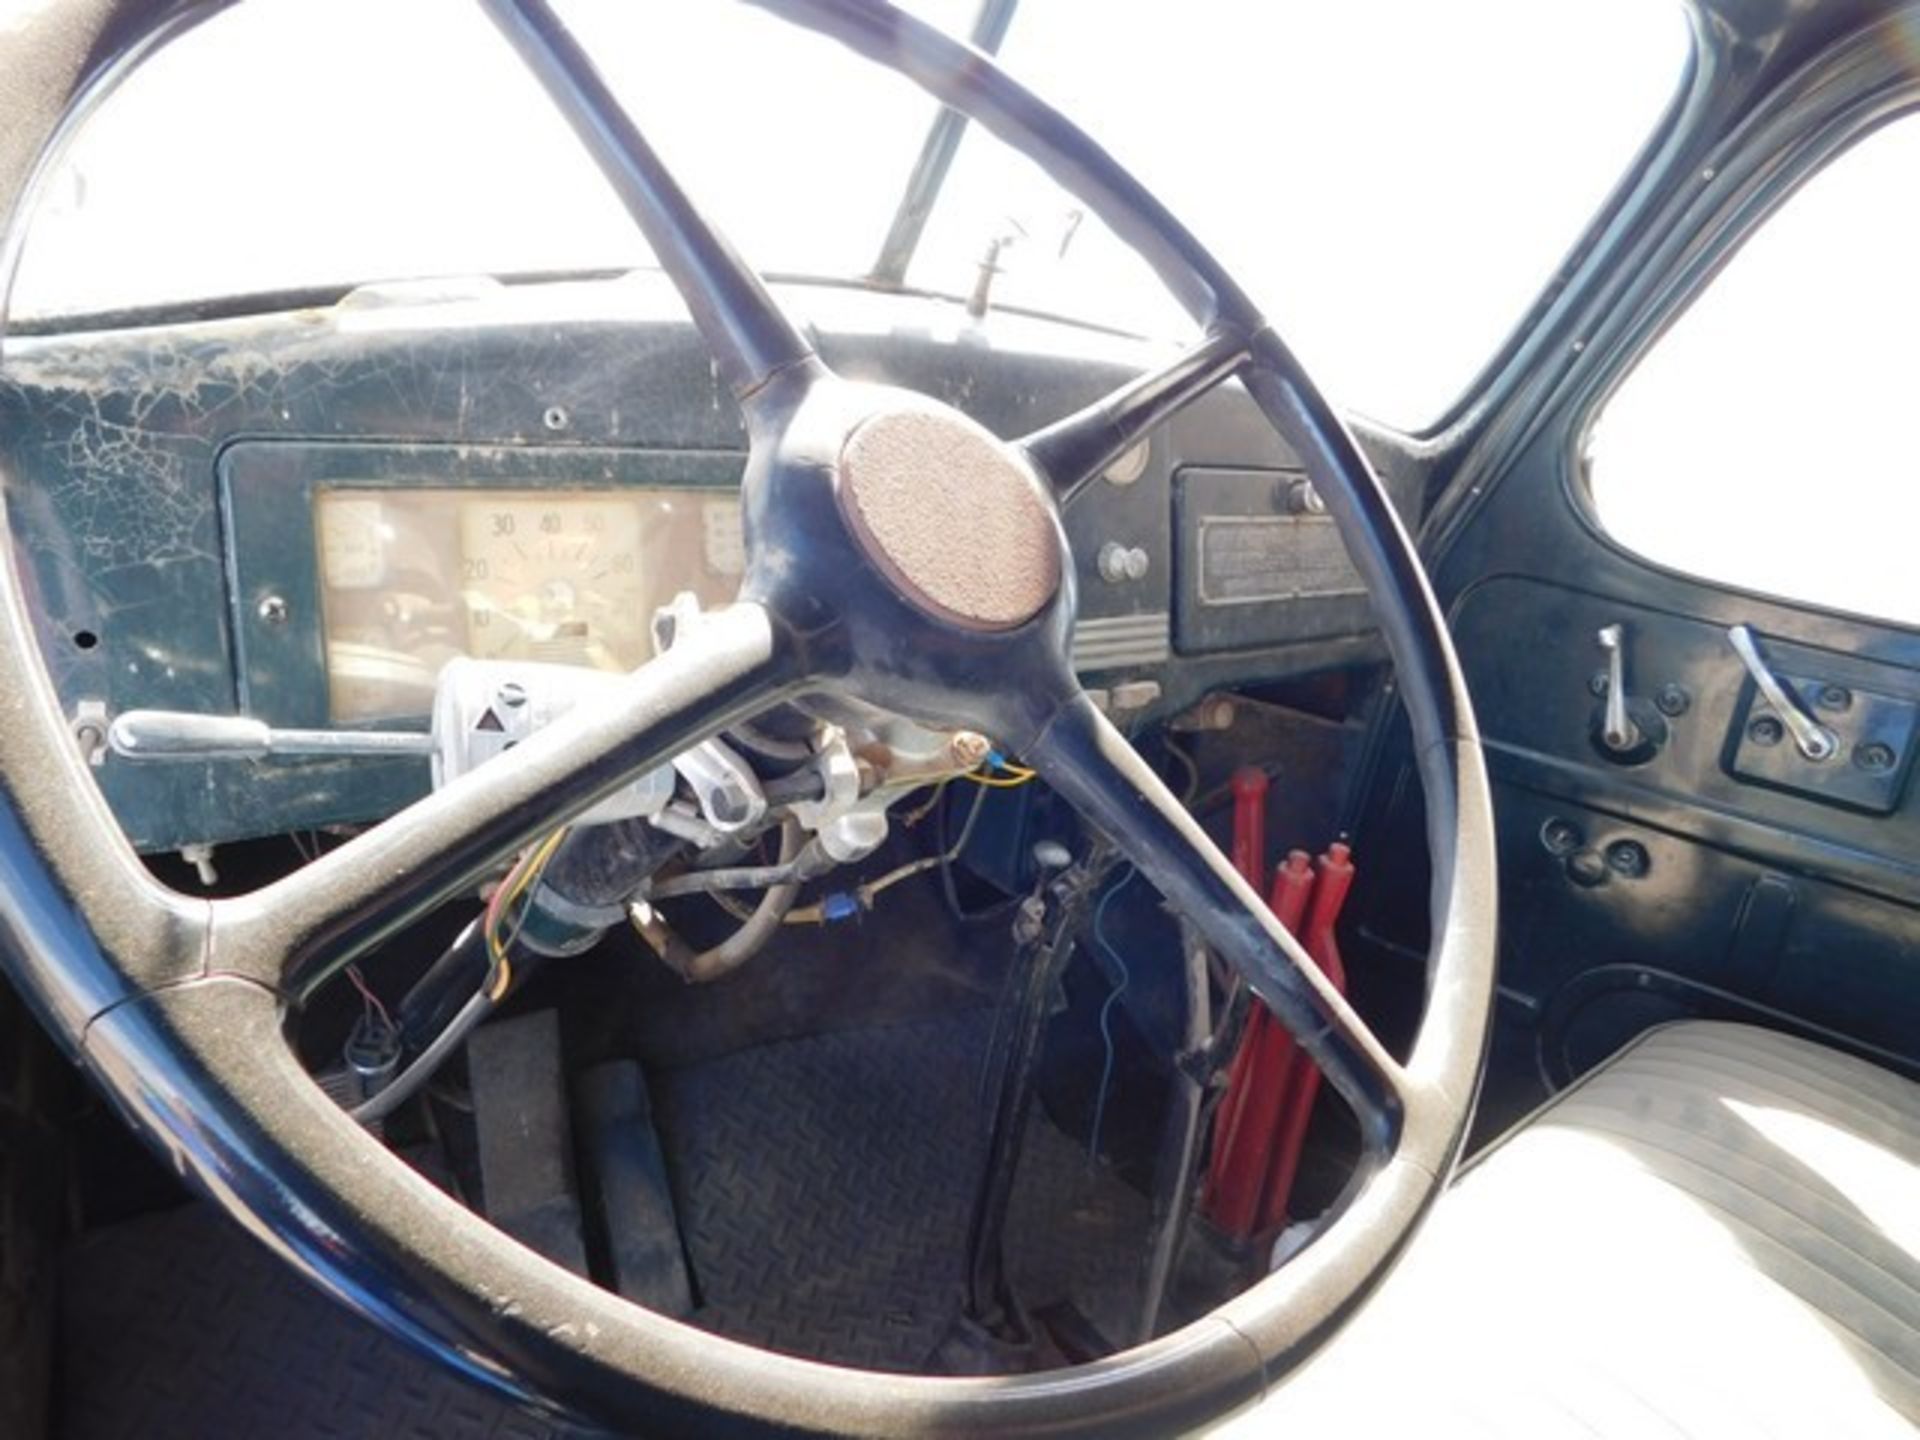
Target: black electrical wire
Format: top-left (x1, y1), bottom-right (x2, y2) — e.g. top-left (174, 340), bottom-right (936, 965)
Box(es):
top-left (352, 984), bottom-right (495, 1125)
top-left (938, 777), bottom-right (1023, 924)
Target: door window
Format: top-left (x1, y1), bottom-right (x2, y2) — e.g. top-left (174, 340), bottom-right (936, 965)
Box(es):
top-left (1585, 114), bottom-right (1920, 629)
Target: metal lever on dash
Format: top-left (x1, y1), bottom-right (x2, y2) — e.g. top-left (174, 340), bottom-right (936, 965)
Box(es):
top-left (1726, 625), bottom-right (1838, 762)
top-left (1595, 624), bottom-right (1642, 755)
top-left (107, 710), bottom-right (435, 762)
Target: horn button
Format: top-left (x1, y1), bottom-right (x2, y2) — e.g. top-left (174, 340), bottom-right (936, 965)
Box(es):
top-left (835, 404), bottom-right (1061, 631)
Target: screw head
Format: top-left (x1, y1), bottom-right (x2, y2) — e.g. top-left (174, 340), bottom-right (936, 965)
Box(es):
top-left (1815, 684), bottom-right (1853, 713)
top-left (542, 405), bottom-right (570, 432)
top-left (256, 594), bottom-right (290, 626)
top-left (1540, 816), bottom-right (1584, 856)
top-left (1855, 741), bottom-right (1897, 773)
top-left (1588, 670), bottom-right (1610, 698)
top-left (1605, 839), bottom-right (1651, 879)
top-left (1748, 714), bottom-right (1785, 747)
top-left (1655, 683), bottom-right (1690, 718)
top-left (496, 681), bottom-right (528, 709)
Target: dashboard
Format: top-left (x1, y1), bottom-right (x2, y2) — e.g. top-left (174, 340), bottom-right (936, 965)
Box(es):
top-left (0, 274), bottom-right (1419, 852)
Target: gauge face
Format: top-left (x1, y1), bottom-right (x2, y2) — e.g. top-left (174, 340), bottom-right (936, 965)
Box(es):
top-left (457, 496), bottom-right (650, 668)
top-left (317, 496), bottom-right (389, 590)
top-left (314, 485), bottom-right (740, 723)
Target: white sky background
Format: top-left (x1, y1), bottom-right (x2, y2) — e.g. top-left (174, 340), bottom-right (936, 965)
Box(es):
top-left (10, 0), bottom-right (1687, 431)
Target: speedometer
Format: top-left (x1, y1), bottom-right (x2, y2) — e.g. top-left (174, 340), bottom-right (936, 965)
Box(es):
top-left (313, 483), bottom-right (742, 723)
top-left (457, 495), bottom-right (649, 668)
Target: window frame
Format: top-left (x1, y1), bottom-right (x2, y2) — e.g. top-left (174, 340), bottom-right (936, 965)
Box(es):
top-left (1558, 35), bottom-right (1920, 635)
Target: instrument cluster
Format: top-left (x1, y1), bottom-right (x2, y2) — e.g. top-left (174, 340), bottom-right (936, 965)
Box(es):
top-left (313, 486), bottom-right (745, 721)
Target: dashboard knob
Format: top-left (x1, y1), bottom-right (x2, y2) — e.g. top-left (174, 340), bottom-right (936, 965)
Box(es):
top-left (1097, 541), bottom-right (1151, 584)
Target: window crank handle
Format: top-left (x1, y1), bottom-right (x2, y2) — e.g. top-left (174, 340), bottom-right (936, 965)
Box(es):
top-left (1596, 624), bottom-right (1641, 754)
top-left (1726, 625), bottom-right (1838, 762)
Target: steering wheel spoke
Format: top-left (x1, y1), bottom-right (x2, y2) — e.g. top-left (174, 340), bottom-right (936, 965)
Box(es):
top-left (1027, 690), bottom-right (1408, 1150)
top-left (208, 603), bottom-right (805, 998)
top-left (1020, 326), bottom-right (1251, 501)
top-left (482, 0), bottom-right (822, 404)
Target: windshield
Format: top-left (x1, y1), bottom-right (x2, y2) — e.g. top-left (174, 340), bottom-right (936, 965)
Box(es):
top-left (10, 0), bottom-right (1688, 430)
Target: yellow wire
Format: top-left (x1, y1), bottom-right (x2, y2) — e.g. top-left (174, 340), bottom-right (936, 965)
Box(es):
top-left (487, 954), bottom-right (514, 1001)
top-left (959, 770), bottom-right (1035, 788)
top-left (485, 827), bottom-right (569, 977)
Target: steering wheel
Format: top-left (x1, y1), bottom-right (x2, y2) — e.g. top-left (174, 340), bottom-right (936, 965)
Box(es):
top-left (0, 1), bottom-right (1495, 1434)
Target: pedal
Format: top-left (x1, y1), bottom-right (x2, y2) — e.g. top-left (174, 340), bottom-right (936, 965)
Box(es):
top-left (575, 1060), bottom-right (693, 1317)
top-left (468, 1010), bottom-right (589, 1277)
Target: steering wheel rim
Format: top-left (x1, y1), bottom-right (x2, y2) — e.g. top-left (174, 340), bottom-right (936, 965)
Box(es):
top-left (0, 2), bottom-right (1497, 1435)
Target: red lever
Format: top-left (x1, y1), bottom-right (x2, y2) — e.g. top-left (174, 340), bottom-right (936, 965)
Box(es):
top-left (1229, 769), bottom-right (1268, 885)
top-left (1257, 841), bottom-right (1354, 1234)
top-left (1202, 848), bottom-right (1313, 1240)
top-left (1203, 773), bottom-right (1279, 1240)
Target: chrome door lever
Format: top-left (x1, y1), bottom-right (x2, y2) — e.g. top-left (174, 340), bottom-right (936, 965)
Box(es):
top-left (1726, 625), bottom-right (1838, 762)
top-left (1595, 624), bottom-right (1641, 754)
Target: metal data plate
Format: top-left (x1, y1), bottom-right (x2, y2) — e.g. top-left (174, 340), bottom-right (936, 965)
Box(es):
top-left (1195, 515), bottom-right (1360, 605)
top-left (1171, 466), bottom-right (1368, 654)
top-left (1727, 672), bottom-right (1918, 815)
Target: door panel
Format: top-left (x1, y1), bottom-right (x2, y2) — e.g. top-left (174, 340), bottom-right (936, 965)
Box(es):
top-left (1351, 418), bottom-right (1920, 1119)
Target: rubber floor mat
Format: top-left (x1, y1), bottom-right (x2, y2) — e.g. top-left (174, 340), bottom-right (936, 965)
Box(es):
top-left (58, 1203), bottom-right (588, 1440)
top-left (653, 1010), bottom-right (1150, 1370)
top-left (59, 1014), bottom-right (1149, 1434)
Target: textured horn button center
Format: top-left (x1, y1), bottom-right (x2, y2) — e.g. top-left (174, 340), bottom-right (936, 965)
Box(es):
top-left (837, 407), bottom-right (1061, 630)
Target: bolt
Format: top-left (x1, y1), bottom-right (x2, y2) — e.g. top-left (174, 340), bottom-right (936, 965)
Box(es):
top-left (1815, 684), bottom-right (1852, 713)
top-left (948, 731), bottom-right (991, 770)
top-left (1289, 479), bottom-right (1326, 516)
top-left (257, 594), bottom-right (290, 626)
top-left (1605, 839), bottom-right (1651, 879)
top-left (496, 681), bottom-right (528, 709)
top-left (1540, 817), bottom-right (1583, 856)
top-left (1855, 741), bottom-right (1896, 773)
top-left (1654, 683), bottom-right (1690, 718)
top-left (1566, 849), bottom-right (1609, 888)
top-left (1748, 714), bottom-right (1785, 747)
top-left (709, 785), bottom-right (751, 825)
top-left (179, 842), bottom-right (218, 888)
